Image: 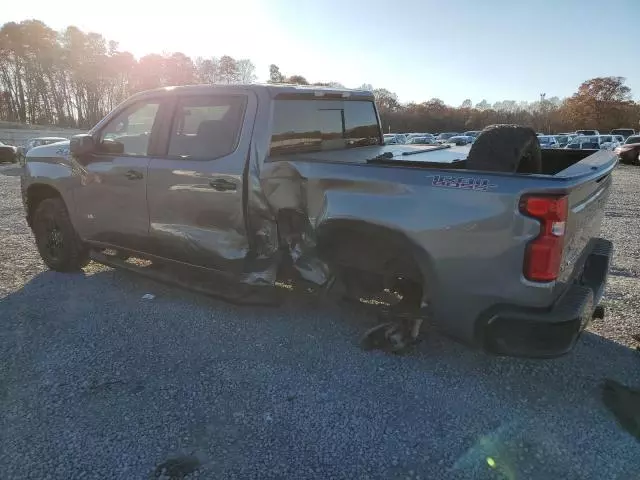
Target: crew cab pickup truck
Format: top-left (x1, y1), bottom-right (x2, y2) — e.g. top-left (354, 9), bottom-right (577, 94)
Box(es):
top-left (21, 84), bottom-right (615, 357)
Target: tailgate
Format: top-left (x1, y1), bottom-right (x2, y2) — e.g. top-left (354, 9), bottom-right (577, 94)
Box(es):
top-left (557, 151), bottom-right (616, 283)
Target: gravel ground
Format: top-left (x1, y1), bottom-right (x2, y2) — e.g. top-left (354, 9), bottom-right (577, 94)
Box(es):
top-left (0, 163), bottom-right (639, 479)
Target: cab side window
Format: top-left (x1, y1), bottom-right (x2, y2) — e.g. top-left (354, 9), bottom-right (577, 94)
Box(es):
top-left (167, 95), bottom-right (246, 160)
top-left (97, 101), bottom-right (161, 156)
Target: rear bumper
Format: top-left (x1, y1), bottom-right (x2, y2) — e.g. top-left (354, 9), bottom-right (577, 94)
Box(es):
top-left (481, 238), bottom-right (612, 358)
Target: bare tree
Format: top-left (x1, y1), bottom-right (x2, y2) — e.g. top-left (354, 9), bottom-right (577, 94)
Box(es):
top-left (236, 59), bottom-right (256, 83)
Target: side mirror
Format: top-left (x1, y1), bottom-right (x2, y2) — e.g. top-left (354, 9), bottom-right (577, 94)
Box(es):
top-left (70, 134), bottom-right (95, 156)
top-left (99, 138), bottom-right (125, 155)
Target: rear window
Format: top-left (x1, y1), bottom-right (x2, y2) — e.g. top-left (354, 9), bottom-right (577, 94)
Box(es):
top-left (270, 99), bottom-right (380, 155)
top-left (611, 129), bottom-right (634, 136)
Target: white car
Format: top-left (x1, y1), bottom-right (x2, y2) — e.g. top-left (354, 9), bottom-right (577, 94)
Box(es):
top-left (565, 136), bottom-right (601, 149)
top-left (445, 135), bottom-right (474, 146)
top-left (383, 133), bottom-right (406, 145)
top-left (597, 135), bottom-right (624, 150)
top-left (406, 135), bottom-right (437, 145)
top-left (537, 135), bottom-right (560, 149)
top-left (405, 132), bottom-right (434, 140)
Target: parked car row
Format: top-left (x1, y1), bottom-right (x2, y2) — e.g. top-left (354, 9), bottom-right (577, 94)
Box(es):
top-left (383, 130), bottom-right (481, 146)
top-left (537, 133), bottom-right (629, 151)
top-left (545, 130), bottom-right (640, 165)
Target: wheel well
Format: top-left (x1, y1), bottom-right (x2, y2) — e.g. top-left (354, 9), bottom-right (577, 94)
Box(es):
top-left (315, 219), bottom-right (430, 285)
top-left (26, 184), bottom-right (62, 227)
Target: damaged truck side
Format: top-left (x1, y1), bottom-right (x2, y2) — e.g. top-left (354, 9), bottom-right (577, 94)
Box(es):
top-left (21, 84), bottom-right (615, 357)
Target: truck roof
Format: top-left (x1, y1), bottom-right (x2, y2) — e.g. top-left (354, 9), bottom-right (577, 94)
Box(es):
top-left (129, 83), bottom-right (375, 102)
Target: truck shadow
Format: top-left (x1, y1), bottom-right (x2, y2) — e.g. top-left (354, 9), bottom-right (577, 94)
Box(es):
top-left (2, 267), bottom-right (639, 478)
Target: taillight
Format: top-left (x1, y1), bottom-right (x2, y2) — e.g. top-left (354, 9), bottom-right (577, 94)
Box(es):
top-left (520, 194), bottom-right (569, 282)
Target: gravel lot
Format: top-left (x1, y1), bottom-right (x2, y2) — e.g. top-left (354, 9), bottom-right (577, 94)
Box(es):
top-left (1, 163), bottom-right (639, 479)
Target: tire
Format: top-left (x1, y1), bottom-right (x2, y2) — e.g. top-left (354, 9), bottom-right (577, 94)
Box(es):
top-left (32, 197), bottom-right (89, 272)
top-left (466, 124), bottom-right (542, 174)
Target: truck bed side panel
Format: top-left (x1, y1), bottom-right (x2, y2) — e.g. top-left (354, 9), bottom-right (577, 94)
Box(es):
top-left (260, 160), bottom-right (552, 341)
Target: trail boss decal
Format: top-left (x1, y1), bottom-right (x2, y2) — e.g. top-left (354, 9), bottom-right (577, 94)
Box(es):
top-left (430, 175), bottom-right (497, 192)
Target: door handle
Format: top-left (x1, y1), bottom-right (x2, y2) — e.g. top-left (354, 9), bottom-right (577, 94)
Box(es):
top-left (209, 178), bottom-right (237, 191)
top-left (125, 170), bottom-right (143, 180)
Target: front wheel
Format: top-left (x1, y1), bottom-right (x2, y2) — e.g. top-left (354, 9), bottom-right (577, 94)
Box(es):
top-left (32, 197), bottom-right (89, 272)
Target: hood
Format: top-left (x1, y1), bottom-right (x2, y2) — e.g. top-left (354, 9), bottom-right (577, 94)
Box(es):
top-left (617, 142), bottom-right (640, 151)
top-left (25, 140), bottom-right (70, 159)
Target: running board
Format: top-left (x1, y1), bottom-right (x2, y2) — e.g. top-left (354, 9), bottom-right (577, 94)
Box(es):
top-left (89, 250), bottom-right (282, 307)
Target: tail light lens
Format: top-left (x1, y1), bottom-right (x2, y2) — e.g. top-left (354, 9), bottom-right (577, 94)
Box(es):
top-left (520, 194), bottom-right (569, 282)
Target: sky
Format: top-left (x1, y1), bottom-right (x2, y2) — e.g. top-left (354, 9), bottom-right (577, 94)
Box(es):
top-left (8, 0), bottom-right (640, 105)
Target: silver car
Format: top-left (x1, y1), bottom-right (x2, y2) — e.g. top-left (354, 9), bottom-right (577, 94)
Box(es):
top-left (597, 135), bottom-right (623, 150)
top-left (383, 133), bottom-right (406, 145)
top-left (537, 135), bottom-right (560, 149)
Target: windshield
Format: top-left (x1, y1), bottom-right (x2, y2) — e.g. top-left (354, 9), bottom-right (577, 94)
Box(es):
top-left (625, 136), bottom-right (640, 144)
top-left (600, 136), bottom-right (613, 142)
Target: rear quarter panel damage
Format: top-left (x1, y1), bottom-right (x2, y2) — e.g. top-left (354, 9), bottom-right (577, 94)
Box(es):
top-left (257, 159), bottom-right (570, 342)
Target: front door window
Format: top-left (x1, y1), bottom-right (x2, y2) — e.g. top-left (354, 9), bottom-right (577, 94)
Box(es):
top-left (97, 102), bottom-right (161, 156)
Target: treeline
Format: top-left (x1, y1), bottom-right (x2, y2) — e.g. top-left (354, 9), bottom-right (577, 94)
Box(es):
top-left (1, 20), bottom-right (639, 133)
top-left (373, 78), bottom-right (640, 134)
top-left (0, 20), bottom-right (260, 127)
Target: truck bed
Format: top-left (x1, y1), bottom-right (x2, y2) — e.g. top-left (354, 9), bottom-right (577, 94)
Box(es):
top-left (280, 144), bottom-right (605, 176)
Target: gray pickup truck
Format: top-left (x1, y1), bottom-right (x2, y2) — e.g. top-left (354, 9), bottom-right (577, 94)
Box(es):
top-left (21, 84), bottom-right (615, 357)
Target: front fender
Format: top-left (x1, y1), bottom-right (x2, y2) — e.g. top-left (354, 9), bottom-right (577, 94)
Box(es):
top-left (23, 140), bottom-right (81, 226)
